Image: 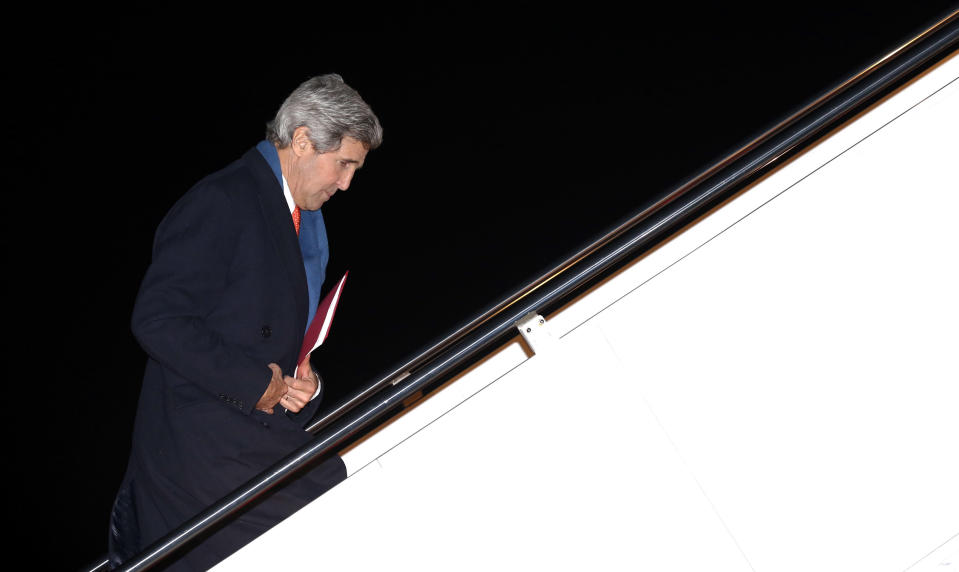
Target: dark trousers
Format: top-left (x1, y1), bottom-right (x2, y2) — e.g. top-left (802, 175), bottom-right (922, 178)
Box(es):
top-left (108, 454), bottom-right (346, 571)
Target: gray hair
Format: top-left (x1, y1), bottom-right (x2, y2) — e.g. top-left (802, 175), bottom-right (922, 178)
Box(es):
top-left (266, 74), bottom-right (383, 152)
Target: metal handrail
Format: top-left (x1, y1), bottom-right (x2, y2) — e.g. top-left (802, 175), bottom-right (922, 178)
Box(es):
top-left (305, 8), bottom-right (959, 437)
top-left (107, 10), bottom-right (959, 571)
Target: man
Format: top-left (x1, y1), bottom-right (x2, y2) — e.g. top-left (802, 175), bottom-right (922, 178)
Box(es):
top-left (109, 74), bottom-right (383, 571)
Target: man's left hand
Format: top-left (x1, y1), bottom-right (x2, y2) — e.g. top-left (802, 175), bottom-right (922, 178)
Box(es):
top-left (282, 355), bottom-right (319, 413)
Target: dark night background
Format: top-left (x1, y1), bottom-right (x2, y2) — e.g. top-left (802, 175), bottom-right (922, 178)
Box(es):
top-left (4, 3), bottom-right (955, 569)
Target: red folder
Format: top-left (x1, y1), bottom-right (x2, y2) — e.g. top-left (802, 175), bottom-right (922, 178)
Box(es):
top-left (295, 271), bottom-right (348, 378)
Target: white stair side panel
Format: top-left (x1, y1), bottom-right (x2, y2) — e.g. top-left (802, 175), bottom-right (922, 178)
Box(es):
top-left (217, 323), bottom-right (753, 571)
top-left (596, 69), bottom-right (959, 571)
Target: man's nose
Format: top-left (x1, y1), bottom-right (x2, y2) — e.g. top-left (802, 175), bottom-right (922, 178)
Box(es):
top-left (338, 170), bottom-right (355, 191)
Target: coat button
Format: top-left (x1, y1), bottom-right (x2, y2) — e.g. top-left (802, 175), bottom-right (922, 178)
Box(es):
top-left (260, 325), bottom-right (272, 338)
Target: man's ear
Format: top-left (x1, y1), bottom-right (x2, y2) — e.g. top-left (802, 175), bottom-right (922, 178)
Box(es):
top-left (291, 126), bottom-right (312, 157)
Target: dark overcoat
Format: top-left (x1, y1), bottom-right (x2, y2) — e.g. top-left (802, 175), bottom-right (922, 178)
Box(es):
top-left (109, 147), bottom-right (344, 571)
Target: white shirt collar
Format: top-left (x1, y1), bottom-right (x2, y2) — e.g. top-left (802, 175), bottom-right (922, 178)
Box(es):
top-left (282, 175), bottom-right (296, 214)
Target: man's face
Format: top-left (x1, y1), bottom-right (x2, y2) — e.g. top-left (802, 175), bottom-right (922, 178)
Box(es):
top-left (288, 136), bottom-right (369, 210)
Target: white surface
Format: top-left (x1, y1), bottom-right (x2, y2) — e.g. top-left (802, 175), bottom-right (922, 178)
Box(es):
top-left (597, 63), bottom-right (959, 572)
top-left (217, 53), bottom-right (959, 571)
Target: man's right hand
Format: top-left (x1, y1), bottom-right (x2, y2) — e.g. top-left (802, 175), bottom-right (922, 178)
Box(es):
top-left (255, 363), bottom-right (288, 414)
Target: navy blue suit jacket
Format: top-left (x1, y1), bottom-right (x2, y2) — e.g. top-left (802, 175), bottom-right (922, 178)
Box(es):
top-left (111, 146), bottom-right (344, 570)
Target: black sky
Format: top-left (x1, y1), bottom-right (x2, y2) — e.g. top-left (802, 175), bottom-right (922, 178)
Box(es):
top-left (5, 3), bottom-right (956, 569)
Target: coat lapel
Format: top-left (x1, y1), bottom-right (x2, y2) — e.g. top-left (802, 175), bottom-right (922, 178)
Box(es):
top-left (242, 148), bottom-right (309, 341)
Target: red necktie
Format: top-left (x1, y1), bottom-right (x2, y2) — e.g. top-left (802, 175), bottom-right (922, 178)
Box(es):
top-left (292, 206), bottom-right (301, 235)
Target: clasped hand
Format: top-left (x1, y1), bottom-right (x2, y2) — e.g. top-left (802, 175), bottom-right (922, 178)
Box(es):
top-left (255, 355), bottom-right (318, 414)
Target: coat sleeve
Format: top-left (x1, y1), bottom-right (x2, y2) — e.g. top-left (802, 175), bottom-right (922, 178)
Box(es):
top-left (131, 183), bottom-right (270, 415)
